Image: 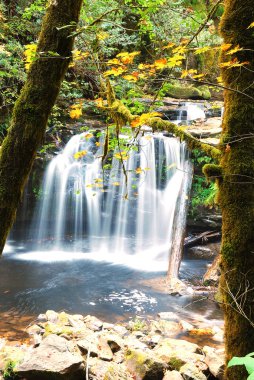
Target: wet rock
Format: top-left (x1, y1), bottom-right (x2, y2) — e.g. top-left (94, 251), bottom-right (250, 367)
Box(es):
top-left (179, 320), bottom-right (194, 332)
top-left (188, 246), bottom-right (214, 259)
top-left (125, 348), bottom-right (167, 380)
top-left (154, 338), bottom-right (200, 355)
top-left (163, 370), bottom-right (184, 380)
top-left (16, 334), bottom-right (85, 380)
top-left (203, 346), bottom-right (225, 379)
top-left (37, 314), bottom-right (47, 323)
top-left (124, 336), bottom-right (148, 351)
top-left (101, 332), bottom-right (124, 353)
top-left (84, 315), bottom-right (103, 331)
top-left (45, 310), bottom-right (59, 324)
top-left (167, 279), bottom-right (194, 296)
top-left (180, 362), bottom-right (207, 380)
top-left (150, 320), bottom-right (181, 336)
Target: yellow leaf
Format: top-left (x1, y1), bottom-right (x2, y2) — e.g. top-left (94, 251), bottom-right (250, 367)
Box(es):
top-left (131, 117), bottom-right (141, 128)
top-left (247, 21), bottom-right (254, 29)
top-left (97, 31), bottom-right (109, 41)
top-left (107, 58), bottom-right (121, 65)
top-left (192, 73), bottom-right (205, 79)
top-left (181, 69), bottom-right (197, 78)
top-left (94, 97), bottom-right (104, 108)
top-left (162, 42), bottom-right (175, 50)
top-left (117, 51), bottom-right (140, 65)
top-left (123, 74), bottom-right (139, 82)
top-left (154, 58), bottom-right (168, 69)
top-left (226, 45), bottom-right (243, 55)
top-left (144, 167), bottom-right (150, 171)
top-left (104, 67), bottom-right (126, 77)
top-left (73, 150), bottom-right (87, 160)
top-left (70, 107), bottom-right (82, 119)
top-left (95, 178), bottom-right (103, 183)
top-left (194, 46), bottom-right (210, 55)
top-left (221, 43), bottom-right (232, 51)
top-left (114, 151), bottom-right (129, 160)
top-left (84, 133), bottom-right (93, 139)
top-left (112, 182), bottom-right (120, 186)
top-left (172, 45), bottom-right (187, 54)
top-left (96, 142), bottom-right (101, 147)
top-left (135, 167), bottom-right (143, 174)
top-left (131, 112), bottom-right (161, 128)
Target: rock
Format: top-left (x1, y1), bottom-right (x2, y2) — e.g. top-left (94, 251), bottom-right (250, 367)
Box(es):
top-left (77, 335), bottom-right (113, 361)
top-left (179, 320), bottom-right (194, 332)
top-left (124, 336), bottom-right (148, 351)
top-left (203, 256), bottom-right (221, 286)
top-left (113, 324), bottom-right (128, 336)
top-left (180, 362), bottom-right (207, 380)
top-left (163, 370), bottom-right (184, 380)
top-left (154, 338), bottom-right (200, 355)
top-left (165, 84), bottom-right (211, 100)
top-left (89, 357), bottom-right (131, 380)
top-left (125, 348), bottom-right (167, 380)
top-left (158, 312), bottom-right (179, 322)
top-left (27, 324), bottom-right (43, 336)
top-left (167, 278), bottom-right (194, 296)
top-left (45, 310), bottom-right (59, 323)
top-left (16, 334), bottom-right (84, 380)
top-left (150, 320), bottom-right (181, 336)
top-left (37, 314), bottom-right (47, 323)
top-left (84, 315), bottom-right (103, 331)
top-left (188, 246), bottom-right (215, 259)
top-left (101, 332), bottom-right (124, 353)
top-left (203, 346), bottom-right (225, 380)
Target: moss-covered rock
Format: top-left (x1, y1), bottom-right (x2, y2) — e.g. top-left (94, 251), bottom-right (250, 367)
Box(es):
top-left (165, 84), bottom-right (211, 100)
top-left (125, 349), bottom-right (166, 380)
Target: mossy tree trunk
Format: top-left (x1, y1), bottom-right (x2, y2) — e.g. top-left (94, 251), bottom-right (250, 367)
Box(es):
top-left (219, 1), bottom-right (254, 378)
top-left (0, 0), bottom-right (83, 255)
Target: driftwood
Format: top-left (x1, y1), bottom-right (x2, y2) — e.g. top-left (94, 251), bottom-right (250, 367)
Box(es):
top-left (184, 231), bottom-right (221, 248)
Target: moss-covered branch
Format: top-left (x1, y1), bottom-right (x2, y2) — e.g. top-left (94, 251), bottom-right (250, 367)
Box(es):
top-left (104, 94), bottom-right (221, 161)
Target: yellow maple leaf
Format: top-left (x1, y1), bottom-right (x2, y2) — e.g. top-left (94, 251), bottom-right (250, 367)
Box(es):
top-left (97, 31), bottom-right (109, 41)
top-left (117, 51), bottom-right (140, 65)
top-left (181, 69), bottom-right (197, 78)
top-left (123, 74), bottom-right (139, 82)
top-left (73, 150), bottom-right (87, 160)
top-left (96, 142), bottom-right (101, 147)
top-left (154, 58), bottom-right (168, 69)
top-left (84, 133), bottom-right (93, 139)
top-left (104, 66), bottom-right (126, 77)
top-left (226, 45), bottom-right (243, 55)
top-left (162, 42), bottom-right (175, 50)
top-left (221, 43), bottom-right (232, 51)
top-left (114, 151), bottom-right (129, 160)
top-left (135, 167), bottom-right (143, 174)
top-left (94, 97), bottom-right (104, 108)
top-left (107, 58), bottom-right (121, 65)
top-left (247, 21), bottom-right (254, 29)
top-left (112, 182), bottom-right (120, 186)
top-left (194, 46), bottom-right (210, 55)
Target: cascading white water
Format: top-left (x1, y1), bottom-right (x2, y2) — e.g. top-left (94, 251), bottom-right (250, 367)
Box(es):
top-left (31, 131), bottom-right (191, 271)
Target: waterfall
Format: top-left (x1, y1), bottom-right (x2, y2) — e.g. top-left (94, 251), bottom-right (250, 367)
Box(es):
top-left (30, 131), bottom-right (191, 271)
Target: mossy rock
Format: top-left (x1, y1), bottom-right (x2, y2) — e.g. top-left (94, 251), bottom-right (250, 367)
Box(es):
top-left (125, 349), bottom-right (166, 380)
top-left (165, 84), bottom-right (211, 100)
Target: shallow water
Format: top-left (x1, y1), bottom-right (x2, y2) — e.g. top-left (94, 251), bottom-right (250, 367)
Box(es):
top-left (0, 240), bottom-right (223, 342)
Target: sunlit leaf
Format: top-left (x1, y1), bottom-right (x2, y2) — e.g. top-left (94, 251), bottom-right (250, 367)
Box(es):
top-left (73, 150), bottom-right (87, 159)
top-left (194, 46), bottom-right (210, 55)
top-left (135, 167), bottom-right (143, 174)
top-left (247, 22), bottom-right (254, 29)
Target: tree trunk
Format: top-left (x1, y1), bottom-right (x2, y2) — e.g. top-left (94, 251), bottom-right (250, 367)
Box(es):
top-left (219, 1), bottom-right (254, 378)
top-left (0, 0), bottom-right (83, 255)
top-left (167, 160), bottom-right (193, 281)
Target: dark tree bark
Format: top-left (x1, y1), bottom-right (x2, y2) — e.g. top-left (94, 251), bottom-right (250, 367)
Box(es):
top-left (218, 1), bottom-right (254, 378)
top-left (0, 0), bottom-right (83, 254)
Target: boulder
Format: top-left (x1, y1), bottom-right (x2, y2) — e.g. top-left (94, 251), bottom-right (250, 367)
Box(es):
top-left (125, 348), bottom-right (167, 380)
top-left (188, 246), bottom-right (214, 259)
top-left (88, 357), bottom-right (132, 380)
top-left (150, 320), bottom-right (181, 337)
top-left (84, 315), bottom-right (103, 331)
top-left (45, 310), bottom-right (59, 323)
top-left (16, 334), bottom-right (85, 380)
top-left (180, 362), bottom-right (207, 380)
top-left (203, 346), bottom-right (225, 379)
top-left (163, 370), bottom-right (184, 380)
top-left (165, 84), bottom-right (211, 100)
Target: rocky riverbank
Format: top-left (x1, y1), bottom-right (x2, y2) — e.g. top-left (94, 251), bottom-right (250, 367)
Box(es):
top-left (0, 310), bottom-right (224, 380)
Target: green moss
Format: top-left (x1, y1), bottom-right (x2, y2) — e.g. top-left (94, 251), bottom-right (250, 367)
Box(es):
top-left (202, 164), bottom-right (222, 181)
top-left (165, 84), bottom-right (211, 100)
top-left (168, 357), bottom-right (185, 371)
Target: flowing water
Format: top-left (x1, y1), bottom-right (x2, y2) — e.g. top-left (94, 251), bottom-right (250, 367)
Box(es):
top-left (0, 110), bottom-right (223, 340)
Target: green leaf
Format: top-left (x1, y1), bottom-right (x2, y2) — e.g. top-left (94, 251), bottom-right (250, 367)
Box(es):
top-left (248, 373), bottom-right (254, 380)
top-left (246, 353), bottom-right (254, 357)
top-left (228, 357), bottom-right (254, 375)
